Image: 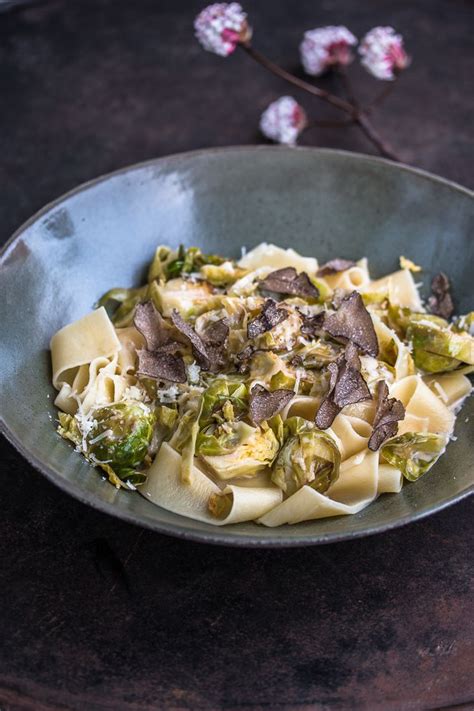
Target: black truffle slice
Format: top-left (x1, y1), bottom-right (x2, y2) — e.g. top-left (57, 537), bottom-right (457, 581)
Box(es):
top-left (249, 384), bottom-right (294, 425)
top-left (428, 272), bottom-right (454, 319)
top-left (170, 310), bottom-right (211, 370)
top-left (134, 300), bottom-right (171, 351)
top-left (236, 345), bottom-right (255, 373)
top-left (300, 311), bottom-right (325, 339)
top-left (203, 318), bottom-right (229, 347)
top-left (247, 299), bottom-right (288, 339)
top-left (317, 259), bottom-right (356, 277)
top-left (323, 291), bottom-right (379, 357)
top-left (259, 267), bottom-right (319, 299)
top-left (202, 318), bottom-right (230, 372)
top-left (137, 349), bottom-right (186, 383)
top-left (315, 343), bottom-right (372, 429)
top-left (368, 381), bottom-right (405, 451)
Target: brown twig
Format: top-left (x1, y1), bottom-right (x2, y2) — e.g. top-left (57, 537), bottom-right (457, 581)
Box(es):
top-left (336, 67), bottom-right (358, 106)
top-left (366, 79), bottom-right (397, 111)
top-left (240, 43), bottom-right (400, 161)
top-left (241, 43), bottom-right (354, 114)
top-left (304, 118), bottom-right (355, 130)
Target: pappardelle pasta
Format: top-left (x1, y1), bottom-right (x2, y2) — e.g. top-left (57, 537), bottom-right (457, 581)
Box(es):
top-left (50, 243), bottom-right (473, 526)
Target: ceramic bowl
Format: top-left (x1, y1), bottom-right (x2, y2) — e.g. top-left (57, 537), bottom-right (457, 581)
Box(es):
top-left (1, 147), bottom-right (472, 546)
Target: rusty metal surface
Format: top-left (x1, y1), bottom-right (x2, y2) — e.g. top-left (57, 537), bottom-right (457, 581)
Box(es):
top-left (0, 1), bottom-right (473, 709)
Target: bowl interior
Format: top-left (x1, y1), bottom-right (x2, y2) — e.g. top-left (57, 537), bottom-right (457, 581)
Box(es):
top-left (1, 147), bottom-right (472, 546)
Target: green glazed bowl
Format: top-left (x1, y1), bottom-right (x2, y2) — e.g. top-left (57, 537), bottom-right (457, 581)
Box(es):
top-left (1, 147), bottom-right (472, 546)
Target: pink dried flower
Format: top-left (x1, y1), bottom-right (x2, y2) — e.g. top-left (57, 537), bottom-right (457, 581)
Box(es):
top-left (359, 27), bottom-right (410, 80)
top-left (259, 96), bottom-right (307, 146)
top-left (194, 3), bottom-right (252, 57)
top-left (300, 26), bottom-right (357, 76)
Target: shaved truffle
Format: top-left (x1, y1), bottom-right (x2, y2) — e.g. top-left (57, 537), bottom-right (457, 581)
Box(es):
top-left (428, 272), bottom-right (454, 319)
top-left (259, 267), bottom-right (319, 299)
top-left (203, 318), bottom-right (229, 346)
top-left (170, 311), bottom-right (229, 373)
top-left (247, 299), bottom-right (288, 339)
top-left (236, 345), bottom-right (255, 373)
top-left (300, 311), bottom-right (325, 339)
top-left (249, 384), bottom-right (294, 425)
top-left (137, 349), bottom-right (186, 383)
top-left (170, 310), bottom-right (211, 370)
top-left (315, 342), bottom-right (371, 429)
top-left (323, 291), bottom-right (379, 357)
top-left (317, 259), bottom-right (356, 277)
top-left (134, 300), bottom-right (171, 351)
top-left (202, 318), bottom-right (230, 372)
top-left (368, 381), bottom-right (405, 451)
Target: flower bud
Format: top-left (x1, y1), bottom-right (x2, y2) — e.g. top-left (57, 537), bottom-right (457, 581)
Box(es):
top-left (194, 3), bottom-right (251, 57)
top-left (359, 26), bottom-right (410, 80)
top-left (260, 96), bottom-right (307, 146)
top-left (300, 26), bottom-right (357, 76)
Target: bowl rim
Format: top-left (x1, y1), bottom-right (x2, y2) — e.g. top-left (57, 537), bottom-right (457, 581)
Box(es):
top-left (1, 145), bottom-right (473, 547)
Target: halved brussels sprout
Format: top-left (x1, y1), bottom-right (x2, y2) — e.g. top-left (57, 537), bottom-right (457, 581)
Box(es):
top-left (388, 304), bottom-right (448, 339)
top-left (164, 245), bottom-right (225, 280)
top-left (200, 377), bottom-right (248, 428)
top-left (208, 491), bottom-right (233, 519)
top-left (201, 424), bottom-right (280, 479)
top-left (97, 285), bottom-right (149, 327)
top-left (270, 371), bottom-right (296, 391)
top-left (452, 312), bottom-right (474, 336)
top-left (271, 417), bottom-right (340, 496)
top-left (58, 402), bottom-right (155, 486)
top-left (200, 261), bottom-right (248, 286)
top-left (294, 339), bottom-right (342, 369)
top-left (408, 322), bottom-right (474, 373)
top-left (197, 420), bottom-right (255, 457)
top-left (147, 245), bottom-right (175, 282)
top-left (381, 432), bottom-right (448, 481)
top-left (87, 402), bottom-right (154, 479)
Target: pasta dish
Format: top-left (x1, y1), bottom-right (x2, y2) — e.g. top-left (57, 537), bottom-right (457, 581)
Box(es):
top-left (50, 243), bottom-right (473, 526)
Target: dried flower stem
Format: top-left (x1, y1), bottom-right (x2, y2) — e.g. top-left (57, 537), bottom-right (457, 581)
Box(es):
top-left (241, 43), bottom-right (399, 160)
top-left (366, 79), bottom-right (397, 110)
top-left (305, 118), bottom-right (354, 130)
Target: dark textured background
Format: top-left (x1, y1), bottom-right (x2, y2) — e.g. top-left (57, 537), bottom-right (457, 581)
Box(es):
top-left (1, 1), bottom-right (473, 709)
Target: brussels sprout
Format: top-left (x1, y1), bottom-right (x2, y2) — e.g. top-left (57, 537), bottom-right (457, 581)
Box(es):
top-left (408, 322), bottom-right (474, 373)
top-left (361, 289), bottom-right (389, 307)
top-left (200, 261), bottom-right (248, 286)
top-left (57, 412), bottom-right (82, 447)
top-left (208, 491), bottom-right (233, 519)
top-left (294, 339), bottom-right (342, 368)
top-left (452, 312), bottom-right (474, 336)
top-left (163, 245), bottom-right (225, 280)
top-left (267, 414), bottom-right (285, 446)
top-left (381, 432), bottom-right (448, 481)
top-left (86, 402), bottom-right (154, 481)
top-left (271, 417), bottom-right (340, 496)
top-left (156, 404), bottom-right (179, 430)
top-left (97, 285), bottom-right (149, 327)
top-left (270, 371), bottom-right (296, 391)
top-left (197, 420), bottom-right (255, 456)
top-left (312, 277), bottom-right (333, 303)
top-left (388, 304), bottom-right (448, 339)
top-left (58, 403), bottom-right (155, 486)
top-left (200, 377), bottom-right (248, 428)
top-left (147, 245), bottom-right (175, 282)
top-left (201, 424), bottom-right (280, 479)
